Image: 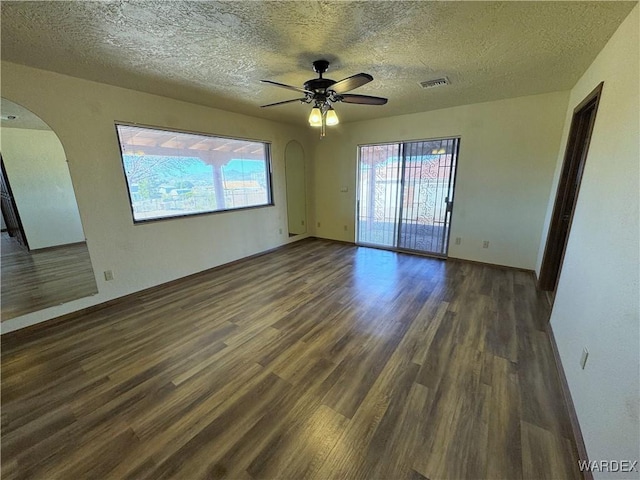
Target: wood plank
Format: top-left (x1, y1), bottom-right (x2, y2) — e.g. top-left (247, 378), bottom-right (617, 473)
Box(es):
top-left (0, 238), bottom-right (582, 480)
top-left (521, 420), bottom-right (582, 480)
top-left (485, 353), bottom-right (523, 480)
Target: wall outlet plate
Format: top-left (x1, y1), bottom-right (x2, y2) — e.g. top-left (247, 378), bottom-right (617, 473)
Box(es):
top-left (104, 270), bottom-right (114, 281)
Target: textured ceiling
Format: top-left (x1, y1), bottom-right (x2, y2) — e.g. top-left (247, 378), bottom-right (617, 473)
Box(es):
top-left (1, 98), bottom-right (51, 130)
top-left (1, 1), bottom-right (636, 124)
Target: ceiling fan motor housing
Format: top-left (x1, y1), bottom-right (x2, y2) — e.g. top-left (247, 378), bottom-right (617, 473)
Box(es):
top-left (307, 60), bottom-right (337, 102)
top-left (304, 78), bottom-right (336, 94)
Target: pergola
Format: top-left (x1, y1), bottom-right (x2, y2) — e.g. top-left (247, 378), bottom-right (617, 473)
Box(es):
top-left (117, 125), bottom-right (265, 207)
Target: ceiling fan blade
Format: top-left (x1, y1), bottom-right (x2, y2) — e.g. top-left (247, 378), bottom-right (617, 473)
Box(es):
top-left (331, 73), bottom-right (373, 94)
top-left (260, 98), bottom-right (306, 108)
top-left (261, 79), bottom-right (313, 95)
top-left (340, 94), bottom-right (388, 105)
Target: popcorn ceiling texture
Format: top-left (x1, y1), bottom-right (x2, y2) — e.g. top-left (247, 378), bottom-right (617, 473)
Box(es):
top-left (1, 1), bottom-right (635, 124)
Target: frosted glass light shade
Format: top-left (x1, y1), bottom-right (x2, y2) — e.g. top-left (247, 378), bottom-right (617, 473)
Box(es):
top-left (325, 108), bottom-right (339, 126)
top-left (308, 107), bottom-right (322, 126)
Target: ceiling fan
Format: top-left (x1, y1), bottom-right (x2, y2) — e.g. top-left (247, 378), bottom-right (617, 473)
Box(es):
top-left (260, 60), bottom-right (387, 136)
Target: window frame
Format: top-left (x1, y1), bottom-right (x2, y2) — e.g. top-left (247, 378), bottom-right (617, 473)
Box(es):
top-left (114, 122), bottom-right (274, 224)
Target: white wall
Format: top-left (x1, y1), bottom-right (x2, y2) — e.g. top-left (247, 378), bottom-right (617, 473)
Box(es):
top-left (1, 61), bottom-right (314, 333)
top-left (1, 128), bottom-right (85, 249)
top-left (313, 91), bottom-right (569, 269)
top-left (538, 7), bottom-right (639, 478)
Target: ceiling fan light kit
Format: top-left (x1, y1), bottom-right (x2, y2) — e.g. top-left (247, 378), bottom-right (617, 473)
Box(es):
top-left (325, 107), bottom-right (339, 126)
top-left (308, 106), bottom-right (322, 126)
top-left (261, 59), bottom-right (387, 137)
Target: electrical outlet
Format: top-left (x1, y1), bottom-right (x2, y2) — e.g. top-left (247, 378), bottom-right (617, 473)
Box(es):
top-left (455, 237), bottom-right (461, 245)
top-left (580, 348), bottom-right (589, 369)
top-left (279, 228), bottom-right (283, 235)
top-left (344, 225), bottom-right (348, 231)
top-left (104, 270), bottom-right (114, 281)
top-left (301, 220), bottom-right (305, 226)
top-left (317, 222), bottom-right (321, 228)
top-left (483, 241), bottom-right (490, 248)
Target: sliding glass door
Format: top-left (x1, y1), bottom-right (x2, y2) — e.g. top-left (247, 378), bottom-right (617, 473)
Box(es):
top-left (357, 137), bottom-right (459, 256)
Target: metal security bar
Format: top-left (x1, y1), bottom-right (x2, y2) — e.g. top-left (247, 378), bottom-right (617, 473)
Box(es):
top-left (357, 137), bottom-right (459, 256)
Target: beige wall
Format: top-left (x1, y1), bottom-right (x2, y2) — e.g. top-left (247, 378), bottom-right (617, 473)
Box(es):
top-left (1, 61), bottom-right (314, 333)
top-left (313, 91), bottom-right (569, 269)
top-left (539, 7), bottom-right (639, 478)
top-left (1, 128), bottom-right (85, 249)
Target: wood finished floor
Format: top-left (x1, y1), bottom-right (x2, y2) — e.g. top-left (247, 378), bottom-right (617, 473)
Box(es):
top-left (1, 233), bottom-right (98, 320)
top-left (1, 239), bottom-right (580, 480)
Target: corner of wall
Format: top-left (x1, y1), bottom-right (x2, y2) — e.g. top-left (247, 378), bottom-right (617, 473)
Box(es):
top-left (544, 5), bottom-right (639, 476)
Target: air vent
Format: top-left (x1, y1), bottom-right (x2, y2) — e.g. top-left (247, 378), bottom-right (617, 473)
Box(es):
top-left (419, 77), bottom-right (450, 89)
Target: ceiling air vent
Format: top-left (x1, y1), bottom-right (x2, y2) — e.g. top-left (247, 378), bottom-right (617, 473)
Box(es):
top-left (419, 77), bottom-right (450, 89)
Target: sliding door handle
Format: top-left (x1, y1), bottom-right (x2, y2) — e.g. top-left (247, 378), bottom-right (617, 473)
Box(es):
top-left (445, 197), bottom-right (453, 212)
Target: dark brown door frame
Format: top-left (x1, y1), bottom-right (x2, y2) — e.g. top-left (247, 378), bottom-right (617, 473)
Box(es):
top-left (538, 82), bottom-right (604, 293)
top-left (0, 154), bottom-right (30, 249)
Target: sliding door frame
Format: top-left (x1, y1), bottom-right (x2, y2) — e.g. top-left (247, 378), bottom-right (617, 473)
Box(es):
top-left (355, 136), bottom-right (460, 259)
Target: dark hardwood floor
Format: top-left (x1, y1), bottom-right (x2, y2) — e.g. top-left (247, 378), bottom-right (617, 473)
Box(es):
top-left (0, 238), bottom-right (580, 479)
top-left (1, 232), bottom-right (98, 320)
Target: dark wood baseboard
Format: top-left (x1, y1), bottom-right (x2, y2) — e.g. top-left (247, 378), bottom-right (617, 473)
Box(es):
top-left (1, 238), bottom-right (316, 344)
top-left (545, 323), bottom-right (593, 480)
top-left (30, 240), bottom-right (87, 253)
top-left (311, 236), bottom-right (356, 246)
top-left (531, 270), bottom-right (591, 480)
top-left (447, 255), bottom-right (535, 274)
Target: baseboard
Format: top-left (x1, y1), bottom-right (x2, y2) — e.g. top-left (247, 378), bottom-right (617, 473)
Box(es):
top-left (545, 323), bottom-right (593, 480)
top-left (532, 270), bottom-right (556, 308)
top-left (310, 235), bottom-right (356, 246)
top-left (29, 241), bottom-right (87, 253)
top-left (447, 255), bottom-right (535, 274)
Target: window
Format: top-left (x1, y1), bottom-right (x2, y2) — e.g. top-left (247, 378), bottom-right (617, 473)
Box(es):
top-left (115, 124), bottom-right (273, 223)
